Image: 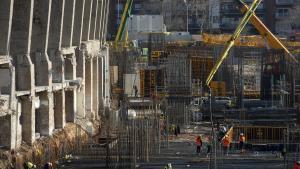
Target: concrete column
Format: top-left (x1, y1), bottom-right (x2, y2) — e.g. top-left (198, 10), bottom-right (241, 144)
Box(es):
top-left (13, 101), bottom-right (22, 148)
top-left (54, 91), bottom-right (65, 128)
top-left (64, 53), bottom-right (77, 122)
top-left (90, 0), bottom-right (98, 40)
top-left (73, 0), bottom-right (86, 118)
top-left (65, 90), bottom-right (76, 122)
top-left (100, 0), bottom-right (109, 44)
top-left (103, 46), bottom-right (110, 107)
top-left (36, 92), bottom-right (54, 136)
top-left (82, 0), bottom-right (93, 41)
top-left (20, 97), bottom-right (35, 144)
top-left (10, 0), bottom-right (35, 92)
top-left (102, 0), bottom-right (110, 44)
top-left (30, 0), bottom-right (55, 137)
top-left (0, 115), bottom-right (18, 149)
top-left (10, 0), bottom-right (34, 55)
top-left (48, 0), bottom-right (65, 83)
top-left (10, 0), bottom-right (36, 144)
top-left (62, 0), bottom-right (76, 48)
top-left (75, 49), bottom-right (85, 118)
top-left (0, 0), bottom-right (14, 55)
top-left (85, 58), bottom-right (93, 118)
top-left (95, 0), bottom-right (102, 40)
top-left (98, 56), bottom-right (104, 114)
top-left (72, 0), bottom-right (85, 47)
top-left (99, 0), bottom-right (105, 45)
top-left (48, 0), bottom-right (66, 129)
top-left (92, 57), bottom-right (99, 119)
top-left (48, 0), bottom-right (65, 51)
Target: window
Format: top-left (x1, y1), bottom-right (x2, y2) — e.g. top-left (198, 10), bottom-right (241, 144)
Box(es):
top-left (134, 4), bottom-right (142, 11)
top-left (276, 8), bottom-right (289, 17)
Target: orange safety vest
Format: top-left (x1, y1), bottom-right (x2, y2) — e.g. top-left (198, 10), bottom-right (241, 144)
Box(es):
top-left (196, 137), bottom-right (202, 146)
top-left (223, 137), bottom-right (230, 147)
top-left (239, 135), bottom-right (245, 142)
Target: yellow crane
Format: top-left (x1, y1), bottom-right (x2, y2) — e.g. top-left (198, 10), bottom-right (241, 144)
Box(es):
top-left (205, 0), bottom-right (262, 86)
top-left (205, 0), bottom-right (298, 87)
top-left (114, 0), bottom-right (134, 48)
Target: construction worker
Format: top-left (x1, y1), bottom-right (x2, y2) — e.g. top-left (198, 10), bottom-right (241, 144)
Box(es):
top-left (23, 162), bottom-right (36, 169)
top-left (133, 85), bottom-right (138, 97)
top-left (239, 133), bottom-right (246, 153)
top-left (222, 135), bottom-right (230, 156)
top-left (195, 135), bottom-right (203, 154)
top-left (294, 161), bottom-right (300, 169)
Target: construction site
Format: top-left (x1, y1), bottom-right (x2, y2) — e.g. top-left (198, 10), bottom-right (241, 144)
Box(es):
top-left (2, 0), bottom-right (300, 169)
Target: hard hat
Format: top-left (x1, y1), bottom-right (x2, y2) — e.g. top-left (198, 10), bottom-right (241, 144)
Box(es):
top-left (240, 133), bottom-right (244, 136)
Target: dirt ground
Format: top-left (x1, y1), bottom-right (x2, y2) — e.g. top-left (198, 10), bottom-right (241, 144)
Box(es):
top-left (0, 123), bottom-right (93, 169)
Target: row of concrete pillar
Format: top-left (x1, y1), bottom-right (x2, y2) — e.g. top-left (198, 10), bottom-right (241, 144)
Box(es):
top-left (0, 0), bottom-right (110, 149)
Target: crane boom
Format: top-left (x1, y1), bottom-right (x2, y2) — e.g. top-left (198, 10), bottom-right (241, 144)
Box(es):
top-left (205, 0), bottom-right (262, 86)
top-left (114, 0), bottom-right (134, 45)
top-left (238, 0), bottom-right (297, 63)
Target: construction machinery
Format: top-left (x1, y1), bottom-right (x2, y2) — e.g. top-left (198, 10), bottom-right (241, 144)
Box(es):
top-left (205, 0), bottom-right (298, 87)
top-left (205, 0), bottom-right (263, 86)
top-left (114, 0), bottom-right (134, 47)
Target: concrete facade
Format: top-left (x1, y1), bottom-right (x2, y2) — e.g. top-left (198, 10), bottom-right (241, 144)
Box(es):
top-left (0, 0), bottom-right (110, 149)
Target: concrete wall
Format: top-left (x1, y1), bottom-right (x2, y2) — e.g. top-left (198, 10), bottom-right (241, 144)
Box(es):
top-left (0, 0), bottom-right (111, 149)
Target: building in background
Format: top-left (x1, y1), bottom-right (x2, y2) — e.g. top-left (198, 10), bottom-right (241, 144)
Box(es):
top-left (274, 0), bottom-right (300, 37)
top-left (108, 0), bottom-right (300, 38)
top-left (162, 0), bottom-right (210, 34)
top-left (209, 0), bottom-right (220, 32)
top-left (107, 0), bottom-right (162, 39)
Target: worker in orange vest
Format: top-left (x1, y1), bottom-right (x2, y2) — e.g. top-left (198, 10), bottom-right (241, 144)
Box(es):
top-left (195, 135), bottom-right (203, 155)
top-left (239, 133), bottom-right (246, 153)
top-left (222, 135), bottom-right (230, 156)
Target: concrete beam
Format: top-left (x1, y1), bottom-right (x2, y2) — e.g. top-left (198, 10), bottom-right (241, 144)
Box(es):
top-left (72, 0), bottom-right (85, 47)
top-left (0, 0), bottom-right (14, 55)
top-left (89, 0), bottom-right (98, 40)
top-left (62, 0), bottom-right (76, 48)
top-left (82, 0), bottom-right (93, 41)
